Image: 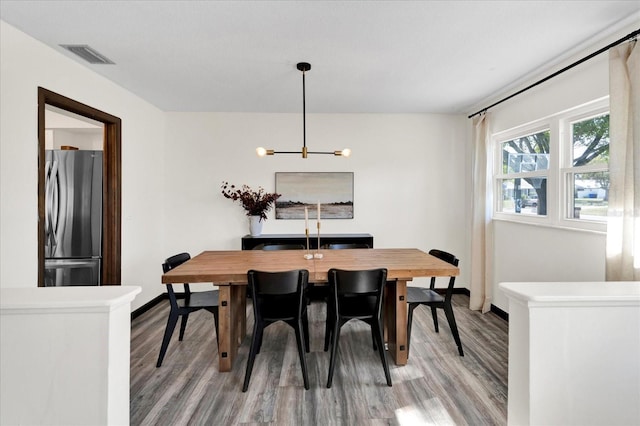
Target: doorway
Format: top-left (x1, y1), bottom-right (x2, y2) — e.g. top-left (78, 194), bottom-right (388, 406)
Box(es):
top-left (37, 87), bottom-right (121, 286)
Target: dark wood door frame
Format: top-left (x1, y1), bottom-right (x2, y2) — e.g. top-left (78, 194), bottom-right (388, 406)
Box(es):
top-left (38, 87), bottom-right (122, 286)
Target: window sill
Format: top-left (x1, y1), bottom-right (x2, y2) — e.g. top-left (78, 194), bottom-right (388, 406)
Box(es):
top-left (492, 215), bottom-right (606, 235)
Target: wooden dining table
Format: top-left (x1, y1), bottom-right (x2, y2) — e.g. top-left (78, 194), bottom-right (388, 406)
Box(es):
top-left (161, 248), bottom-right (460, 372)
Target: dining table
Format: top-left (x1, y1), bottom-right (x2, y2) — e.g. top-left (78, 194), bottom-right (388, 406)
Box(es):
top-left (161, 248), bottom-right (460, 372)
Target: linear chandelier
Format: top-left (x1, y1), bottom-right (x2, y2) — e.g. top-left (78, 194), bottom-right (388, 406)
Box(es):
top-left (256, 62), bottom-right (351, 159)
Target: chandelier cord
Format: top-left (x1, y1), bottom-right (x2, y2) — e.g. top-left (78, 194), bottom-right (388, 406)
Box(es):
top-left (302, 68), bottom-right (306, 150)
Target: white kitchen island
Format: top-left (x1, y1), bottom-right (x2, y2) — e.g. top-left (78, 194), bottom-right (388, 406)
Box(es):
top-left (500, 281), bottom-right (640, 426)
top-left (0, 285), bottom-right (141, 426)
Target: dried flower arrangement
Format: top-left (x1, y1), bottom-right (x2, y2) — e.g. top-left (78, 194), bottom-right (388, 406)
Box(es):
top-left (221, 181), bottom-right (281, 221)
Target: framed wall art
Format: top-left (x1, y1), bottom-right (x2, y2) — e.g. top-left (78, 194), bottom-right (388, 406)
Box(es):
top-left (275, 172), bottom-right (354, 219)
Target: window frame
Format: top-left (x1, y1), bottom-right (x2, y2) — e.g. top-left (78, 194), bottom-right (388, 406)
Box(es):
top-left (492, 97), bottom-right (608, 233)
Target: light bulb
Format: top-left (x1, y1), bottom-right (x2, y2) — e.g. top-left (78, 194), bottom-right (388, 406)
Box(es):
top-left (341, 148), bottom-right (351, 157)
top-left (256, 147), bottom-right (267, 157)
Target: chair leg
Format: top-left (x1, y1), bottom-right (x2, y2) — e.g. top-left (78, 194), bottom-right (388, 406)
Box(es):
top-left (443, 304), bottom-right (464, 356)
top-left (242, 322), bottom-right (264, 392)
top-left (407, 303), bottom-right (418, 358)
top-left (294, 319), bottom-right (310, 390)
top-left (326, 321), bottom-right (342, 388)
top-left (302, 310), bottom-right (310, 353)
top-left (156, 310), bottom-right (179, 367)
top-left (431, 306), bottom-right (439, 333)
top-left (178, 313), bottom-right (189, 341)
top-left (373, 319), bottom-right (392, 387)
top-left (371, 325), bottom-right (377, 351)
top-left (212, 309), bottom-right (220, 349)
top-left (324, 309), bottom-right (334, 352)
top-left (257, 320), bottom-right (268, 354)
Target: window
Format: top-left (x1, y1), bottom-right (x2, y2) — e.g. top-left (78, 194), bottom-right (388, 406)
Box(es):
top-left (563, 113), bottom-right (609, 222)
top-left (493, 99), bottom-right (608, 231)
top-left (496, 129), bottom-right (550, 217)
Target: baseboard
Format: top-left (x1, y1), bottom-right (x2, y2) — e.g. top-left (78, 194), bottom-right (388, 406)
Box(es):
top-left (490, 304), bottom-right (509, 321)
top-left (131, 293), bottom-right (166, 320)
top-left (453, 288), bottom-right (508, 321)
top-left (131, 292), bottom-right (196, 319)
top-left (439, 288), bottom-right (508, 322)
top-left (453, 288), bottom-right (470, 296)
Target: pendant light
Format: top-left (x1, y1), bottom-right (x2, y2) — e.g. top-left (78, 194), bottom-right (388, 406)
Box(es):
top-left (256, 62), bottom-right (351, 158)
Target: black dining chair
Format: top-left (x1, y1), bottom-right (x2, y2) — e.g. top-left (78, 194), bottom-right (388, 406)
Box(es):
top-left (324, 268), bottom-right (392, 388)
top-left (248, 243), bottom-right (306, 301)
top-left (406, 249), bottom-right (464, 357)
top-left (243, 269), bottom-right (311, 392)
top-left (156, 252), bottom-right (220, 367)
top-left (310, 242), bottom-right (372, 301)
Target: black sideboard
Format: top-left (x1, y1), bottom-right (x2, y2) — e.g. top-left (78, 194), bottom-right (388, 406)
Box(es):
top-left (241, 233), bottom-right (373, 250)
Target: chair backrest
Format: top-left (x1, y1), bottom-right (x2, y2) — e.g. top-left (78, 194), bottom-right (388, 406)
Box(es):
top-left (247, 269), bottom-right (309, 321)
top-left (323, 243), bottom-right (370, 249)
top-left (330, 268), bottom-right (387, 294)
top-left (252, 243), bottom-right (305, 251)
top-left (328, 268), bottom-right (387, 319)
top-left (428, 249), bottom-right (459, 300)
top-left (162, 252), bottom-right (191, 305)
top-left (162, 252), bottom-right (191, 273)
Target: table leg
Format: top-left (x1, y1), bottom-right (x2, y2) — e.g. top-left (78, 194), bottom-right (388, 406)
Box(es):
top-left (217, 285), bottom-right (247, 372)
top-left (233, 286), bottom-right (247, 345)
top-left (384, 279), bottom-right (408, 365)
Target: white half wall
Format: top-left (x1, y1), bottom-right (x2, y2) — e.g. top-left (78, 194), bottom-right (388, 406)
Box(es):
top-left (501, 281), bottom-right (640, 425)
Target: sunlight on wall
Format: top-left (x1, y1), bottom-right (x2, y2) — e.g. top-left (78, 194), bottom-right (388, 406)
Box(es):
top-left (633, 216), bottom-right (640, 270)
top-left (606, 215), bottom-right (623, 257)
top-left (605, 215), bottom-right (640, 271)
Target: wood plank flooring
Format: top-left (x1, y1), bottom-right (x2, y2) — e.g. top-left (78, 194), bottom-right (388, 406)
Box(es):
top-left (130, 294), bottom-right (508, 425)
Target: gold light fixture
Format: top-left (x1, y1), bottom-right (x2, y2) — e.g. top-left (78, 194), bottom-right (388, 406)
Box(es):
top-left (256, 62), bottom-right (351, 159)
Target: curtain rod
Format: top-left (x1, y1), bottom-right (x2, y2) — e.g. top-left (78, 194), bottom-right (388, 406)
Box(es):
top-left (468, 28), bottom-right (639, 119)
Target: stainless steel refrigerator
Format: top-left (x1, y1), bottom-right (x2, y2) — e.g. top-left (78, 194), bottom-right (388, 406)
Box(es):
top-left (44, 149), bottom-right (103, 286)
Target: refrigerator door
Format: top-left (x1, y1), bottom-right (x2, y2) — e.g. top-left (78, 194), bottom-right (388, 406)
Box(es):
top-left (45, 150), bottom-right (103, 258)
top-left (44, 258), bottom-right (101, 286)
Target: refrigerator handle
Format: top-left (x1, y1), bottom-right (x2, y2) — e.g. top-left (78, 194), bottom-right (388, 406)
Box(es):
top-left (47, 160), bottom-right (59, 250)
top-left (45, 160), bottom-right (51, 238)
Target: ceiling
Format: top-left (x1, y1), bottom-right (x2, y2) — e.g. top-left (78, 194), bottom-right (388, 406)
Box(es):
top-left (1, 1), bottom-right (639, 114)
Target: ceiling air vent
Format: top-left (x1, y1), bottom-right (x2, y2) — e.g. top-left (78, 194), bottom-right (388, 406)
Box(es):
top-left (60, 44), bottom-right (115, 65)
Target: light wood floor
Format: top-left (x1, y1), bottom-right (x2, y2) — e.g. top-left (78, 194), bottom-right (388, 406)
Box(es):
top-left (130, 294), bottom-right (508, 425)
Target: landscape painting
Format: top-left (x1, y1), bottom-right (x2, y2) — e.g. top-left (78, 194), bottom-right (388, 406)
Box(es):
top-left (275, 172), bottom-right (354, 219)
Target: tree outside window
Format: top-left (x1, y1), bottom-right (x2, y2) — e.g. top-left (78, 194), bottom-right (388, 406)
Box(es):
top-left (498, 130), bottom-right (549, 216)
top-left (568, 113), bottom-right (609, 220)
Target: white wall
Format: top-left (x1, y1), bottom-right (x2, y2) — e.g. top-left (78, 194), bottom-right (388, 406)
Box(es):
top-left (0, 21), bottom-right (165, 310)
top-left (1, 20), bottom-right (471, 309)
top-left (163, 112), bottom-right (471, 289)
top-left (485, 22), bottom-right (637, 311)
top-left (47, 129), bottom-right (104, 151)
top-left (3, 15), bottom-right (632, 314)
top-left (494, 223), bottom-right (606, 310)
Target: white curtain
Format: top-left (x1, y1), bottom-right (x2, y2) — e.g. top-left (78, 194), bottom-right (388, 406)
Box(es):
top-left (606, 40), bottom-right (639, 281)
top-left (470, 112), bottom-right (493, 313)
